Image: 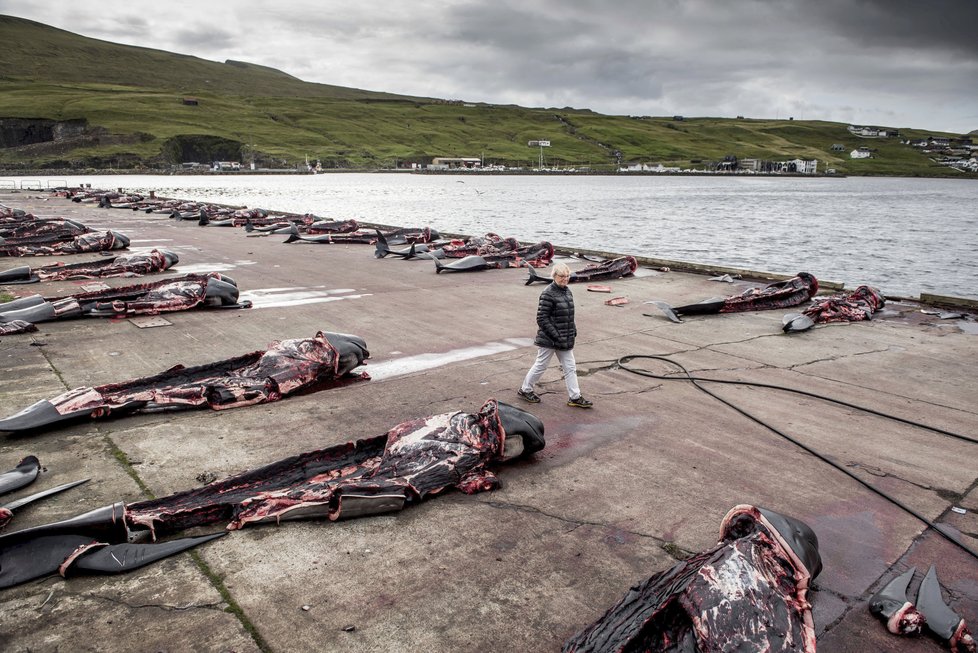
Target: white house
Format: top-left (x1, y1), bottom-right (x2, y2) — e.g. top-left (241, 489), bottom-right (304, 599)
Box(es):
top-left (847, 125), bottom-right (896, 138)
top-left (850, 148), bottom-right (872, 159)
top-left (791, 159), bottom-right (818, 174)
top-left (430, 157), bottom-right (482, 169)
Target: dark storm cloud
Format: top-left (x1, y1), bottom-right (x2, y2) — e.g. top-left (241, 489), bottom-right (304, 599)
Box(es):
top-left (389, 2), bottom-right (677, 108)
top-left (804, 0), bottom-right (978, 55)
top-left (1, 0), bottom-right (975, 132)
top-left (413, 1), bottom-right (978, 128)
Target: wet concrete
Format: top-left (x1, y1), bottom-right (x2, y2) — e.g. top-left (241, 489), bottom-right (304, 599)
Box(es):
top-left (1, 189), bottom-right (976, 652)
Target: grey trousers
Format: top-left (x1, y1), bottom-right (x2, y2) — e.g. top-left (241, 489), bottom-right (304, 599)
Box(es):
top-left (521, 347), bottom-right (581, 399)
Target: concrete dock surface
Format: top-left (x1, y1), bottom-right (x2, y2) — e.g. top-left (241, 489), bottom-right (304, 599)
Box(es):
top-left (1, 189), bottom-right (976, 653)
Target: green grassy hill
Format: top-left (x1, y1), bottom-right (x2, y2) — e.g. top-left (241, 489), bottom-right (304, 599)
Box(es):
top-left (0, 14), bottom-right (972, 176)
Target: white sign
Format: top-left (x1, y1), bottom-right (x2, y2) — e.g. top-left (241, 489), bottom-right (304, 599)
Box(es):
top-left (527, 140), bottom-right (551, 147)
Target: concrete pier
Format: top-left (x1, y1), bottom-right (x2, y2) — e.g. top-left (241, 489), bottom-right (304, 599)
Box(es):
top-left (1, 190), bottom-right (976, 652)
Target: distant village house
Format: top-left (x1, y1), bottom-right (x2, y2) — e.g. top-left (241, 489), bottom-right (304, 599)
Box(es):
top-left (622, 157), bottom-right (819, 175)
top-left (847, 124), bottom-right (899, 138)
top-left (428, 157), bottom-right (481, 170)
top-left (784, 159), bottom-right (818, 174)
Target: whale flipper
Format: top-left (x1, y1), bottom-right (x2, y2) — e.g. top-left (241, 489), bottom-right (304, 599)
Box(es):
top-left (869, 567), bottom-right (925, 635)
top-left (66, 532), bottom-right (227, 576)
top-left (782, 313), bottom-right (816, 333)
top-left (917, 565), bottom-right (975, 649)
top-left (644, 300), bottom-right (682, 323)
top-left (0, 456), bottom-right (41, 496)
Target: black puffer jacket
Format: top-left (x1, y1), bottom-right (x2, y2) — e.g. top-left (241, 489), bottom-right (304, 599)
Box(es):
top-left (534, 282), bottom-right (576, 350)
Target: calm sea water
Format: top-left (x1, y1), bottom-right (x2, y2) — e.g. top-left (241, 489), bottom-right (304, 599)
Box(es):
top-left (11, 173), bottom-right (978, 300)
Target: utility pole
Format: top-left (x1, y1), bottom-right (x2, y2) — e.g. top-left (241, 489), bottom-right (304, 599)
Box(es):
top-left (527, 140), bottom-right (551, 169)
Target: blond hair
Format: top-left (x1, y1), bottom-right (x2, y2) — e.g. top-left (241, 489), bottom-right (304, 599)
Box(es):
top-left (552, 262), bottom-right (571, 278)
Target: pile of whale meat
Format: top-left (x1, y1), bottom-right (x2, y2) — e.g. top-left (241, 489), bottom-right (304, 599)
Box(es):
top-left (782, 285), bottom-right (886, 333)
top-left (804, 285), bottom-right (884, 324)
top-left (0, 319), bottom-right (36, 336)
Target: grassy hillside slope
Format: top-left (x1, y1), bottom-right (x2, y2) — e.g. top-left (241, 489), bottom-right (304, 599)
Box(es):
top-left (0, 16), bottom-right (413, 100)
top-left (0, 15), bottom-right (972, 177)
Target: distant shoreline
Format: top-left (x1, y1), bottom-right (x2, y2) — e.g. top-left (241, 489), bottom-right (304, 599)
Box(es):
top-left (7, 168), bottom-right (978, 181)
top-left (1, 168), bottom-right (858, 179)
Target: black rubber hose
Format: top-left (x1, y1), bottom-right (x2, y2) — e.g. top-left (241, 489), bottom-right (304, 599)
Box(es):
top-left (616, 354), bottom-right (978, 562)
top-left (618, 354), bottom-right (976, 445)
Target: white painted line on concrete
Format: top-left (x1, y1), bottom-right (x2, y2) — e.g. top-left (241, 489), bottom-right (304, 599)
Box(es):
top-left (365, 338), bottom-right (534, 380)
top-left (238, 286), bottom-right (368, 309)
top-left (174, 260), bottom-right (257, 273)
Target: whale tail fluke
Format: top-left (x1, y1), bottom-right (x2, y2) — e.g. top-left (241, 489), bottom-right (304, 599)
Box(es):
top-left (525, 266), bottom-right (551, 286)
top-left (283, 224), bottom-right (302, 244)
top-left (643, 300), bottom-right (682, 323)
top-left (374, 229), bottom-right (390, 258)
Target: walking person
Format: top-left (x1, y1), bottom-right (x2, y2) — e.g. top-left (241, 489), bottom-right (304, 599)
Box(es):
top-left (518, 262), bottom-right (593, 408)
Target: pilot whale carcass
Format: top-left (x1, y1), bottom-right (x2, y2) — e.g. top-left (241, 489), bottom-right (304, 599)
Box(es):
top-left (0, 399), bottom-right (543, 589)
top-left (374, 230), bottom-right (432, 259)
top-left (0, 331), bottom-right (369, 434)
top-left (782, 285), bottom-right (885, 333)
top-left (0, 218), bottom-right (89, 241)
top-left (0, 249), bottom-right (178, 284)
top-left (0, 272), bottom-right (247, 326)
top-left (126, 398), bottom-right (544, 535)
top-left (0, 230), bottom-right (130, 257)
top-left (525, 256), bottom-right (638, 285)
top-left (647, 272), bottom-right (819, 323)
top-left (564, 504), bottom-right (821, 653)
top-left (433, 240), bottom-right (555, 273)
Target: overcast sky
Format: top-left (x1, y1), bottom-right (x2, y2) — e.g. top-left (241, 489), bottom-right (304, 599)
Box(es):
top-left (3, 0), bottom-right (977, 133)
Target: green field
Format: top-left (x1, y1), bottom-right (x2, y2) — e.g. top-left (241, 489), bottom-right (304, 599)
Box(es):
top-left (1, 15), bottom-right (973, 177)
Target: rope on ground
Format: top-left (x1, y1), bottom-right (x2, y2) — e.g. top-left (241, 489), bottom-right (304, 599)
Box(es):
top-left (616, 353), bottom-right (978, 562)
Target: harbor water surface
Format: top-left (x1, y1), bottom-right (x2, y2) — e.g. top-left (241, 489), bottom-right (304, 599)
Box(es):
top-left (12, 173), bottom-right (978, 300)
